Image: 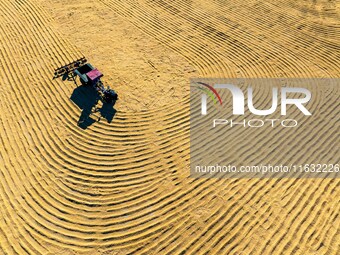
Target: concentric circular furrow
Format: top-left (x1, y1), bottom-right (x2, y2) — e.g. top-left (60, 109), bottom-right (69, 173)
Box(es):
top-left (210, 177), bottom-right (334, 254)
top-left (58, 106), bottom-right (192, 175)
top-left (0, 1), bottom-right (191, 193)
top-left (0, 114), bottom-right (91, 245)
top-left (98, 0), bottom-right (239, 77)
top-left (174, 0), bottom-right (338, 77)
top-left (241, 179), bottom-right (338, 255)
top-left (278, 183), bottom-right (339, 255)
top-left (99, 0), bottom-right (274, 78)
top-left (200, 2), bottom-right (336, 77)
top-left (206, 0), bottom-right (340, 76)
top-left (189, 82), bottom-right (334, 178)
top-left (148, 0), bottom-right (311, 77)
top-left (241, 87), bottom-right (339, 165)
top-left (103, 0), bottom-right (335, 78)
top-left (159, 178), bottom-right (290, 254)
top-left (0, 0), bottom-right (146, 251)
top-left (4, 0), bottom-right (81, 69)
top-left (0, 0), bottom-right (339, 254)
top-left (273, 0), bottom-right (339, 40)
top-left (93, 0), bottom-right (338, 253)
top-left (0, 83), bottom-right (194, 251)
top-left (255, 180), bottom-right (339, 255)
top-left (0, 132), bottom-right (47, 254)
top-left (178, 178), bottom-right (291, 254)
top-left (0, 0), bottom-right (85, 151)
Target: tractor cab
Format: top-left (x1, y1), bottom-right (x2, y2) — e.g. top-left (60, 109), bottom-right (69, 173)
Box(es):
top-left (73, 63), bottom-right (102, 85)
top-left (54, 58), bottom-right (118, 126)
top-left (73, 63), bottom-right (118, 103)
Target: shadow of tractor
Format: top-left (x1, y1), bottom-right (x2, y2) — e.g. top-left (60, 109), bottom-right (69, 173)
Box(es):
top-left (70, 85), bottom-right (117, 129)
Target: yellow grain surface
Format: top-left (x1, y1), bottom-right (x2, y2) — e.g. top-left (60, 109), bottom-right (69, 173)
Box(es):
top-left (0, 0), bottom-right (339, 254)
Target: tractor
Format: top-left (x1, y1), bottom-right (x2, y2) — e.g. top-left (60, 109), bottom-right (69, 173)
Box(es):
top-left (73, 63), bottom-right (118, 103)
top-left (54, 58), bottom-right (118, 103)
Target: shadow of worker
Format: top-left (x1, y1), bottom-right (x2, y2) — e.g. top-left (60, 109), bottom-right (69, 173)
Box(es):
top-left (70, 85), bottom-right (99, 129)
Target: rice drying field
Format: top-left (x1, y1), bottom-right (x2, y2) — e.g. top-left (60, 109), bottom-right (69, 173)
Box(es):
top-left (0, 0), bottom-right (339, 254)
